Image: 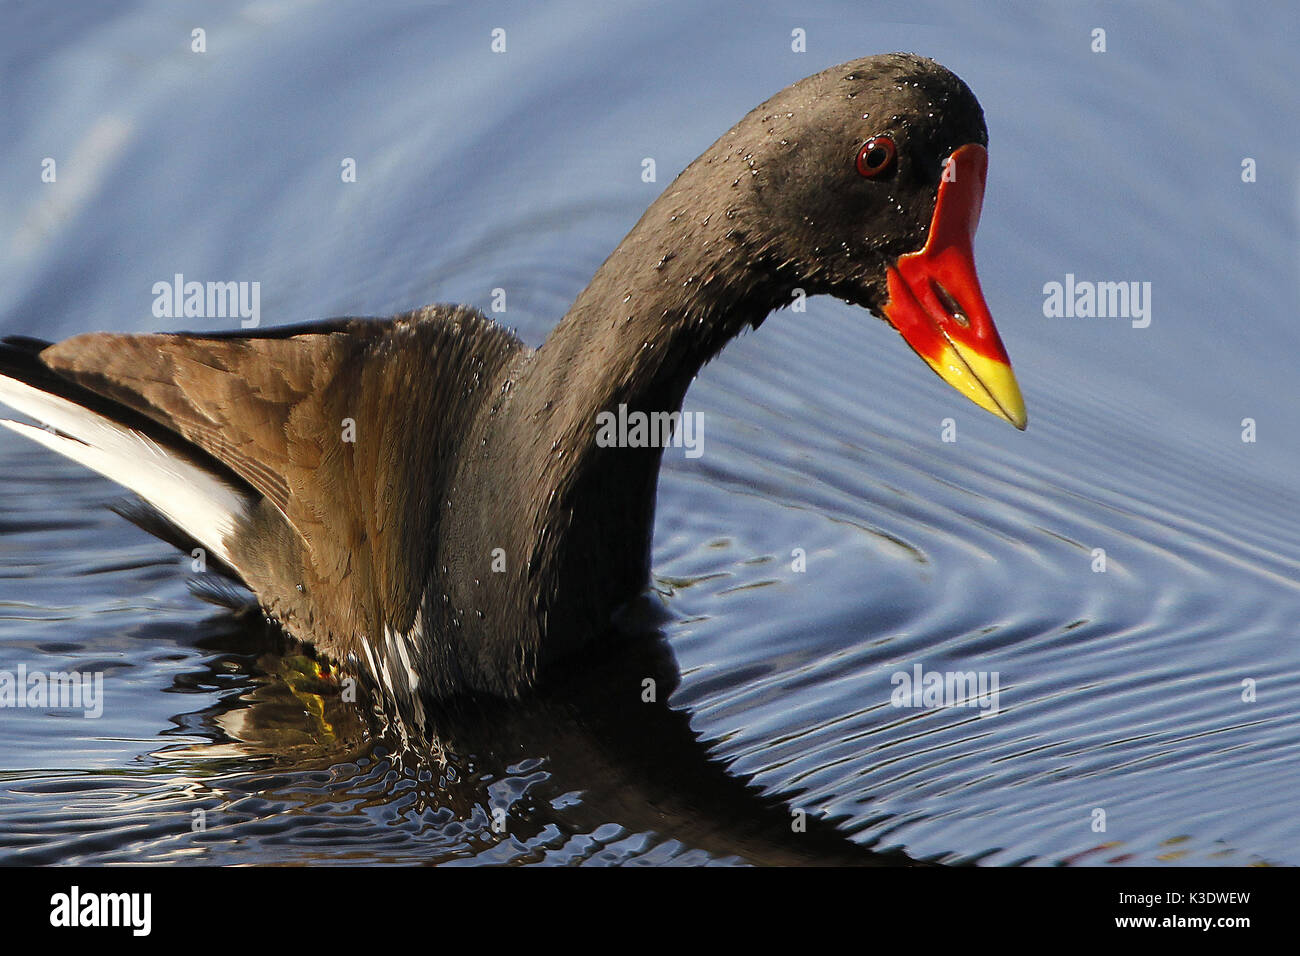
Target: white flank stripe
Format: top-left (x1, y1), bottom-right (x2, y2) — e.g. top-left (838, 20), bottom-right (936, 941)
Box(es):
top-left (360, 636), bottom-right (378, 679)
top-left (390, 628), bottom-right (417, 692)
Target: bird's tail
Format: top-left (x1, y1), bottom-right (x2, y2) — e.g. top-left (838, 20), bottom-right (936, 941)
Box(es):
top-left (0, 336), bottom-right (254, 572)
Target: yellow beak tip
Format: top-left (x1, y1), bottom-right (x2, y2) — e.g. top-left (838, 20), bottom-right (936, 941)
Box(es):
top-left (925, 341), bottom-right (1028, 431)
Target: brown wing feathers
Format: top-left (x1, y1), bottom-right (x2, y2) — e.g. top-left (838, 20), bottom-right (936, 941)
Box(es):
top-left (28, 307), bottom-right (525, 688)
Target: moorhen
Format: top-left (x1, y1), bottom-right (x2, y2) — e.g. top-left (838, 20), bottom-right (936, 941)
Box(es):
top-left (0, 53), bottom-right (1026, 710)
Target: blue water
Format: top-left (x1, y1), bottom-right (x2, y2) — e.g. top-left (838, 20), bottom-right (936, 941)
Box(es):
top-left (1, 0), bottom-right (1297, 864)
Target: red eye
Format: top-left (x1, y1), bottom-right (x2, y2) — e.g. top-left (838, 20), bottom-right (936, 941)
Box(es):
top-left (856, 136), bottom-right (896, 178)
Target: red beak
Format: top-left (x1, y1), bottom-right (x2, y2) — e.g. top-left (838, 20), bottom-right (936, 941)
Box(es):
top-left (882, 143), bottom-right (1027, 429)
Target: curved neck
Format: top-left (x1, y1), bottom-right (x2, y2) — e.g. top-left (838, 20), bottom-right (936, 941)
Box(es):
top-left (434, 165), bottom-right (799, 690)
top-left (475, 174), bottom-right (794, 657)
top-left (529, 180), bottom-right (790, 437)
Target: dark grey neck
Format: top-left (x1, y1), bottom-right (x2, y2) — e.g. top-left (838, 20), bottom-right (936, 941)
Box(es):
top-left (530, 175), bottom-right (792, 441)
top-left (434, 165), bottom-right (794, 697)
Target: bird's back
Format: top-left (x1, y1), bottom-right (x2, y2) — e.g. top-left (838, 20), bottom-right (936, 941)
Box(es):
top-left (2, 305), bottom-right (525, 709)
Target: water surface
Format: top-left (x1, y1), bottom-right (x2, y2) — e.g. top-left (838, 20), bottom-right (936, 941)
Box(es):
top-left (1, 0), bottom-right (1297, 865)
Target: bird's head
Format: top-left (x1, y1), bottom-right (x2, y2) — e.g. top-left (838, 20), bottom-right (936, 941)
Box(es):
top-left (734, 52), bottom-right (1026, 429)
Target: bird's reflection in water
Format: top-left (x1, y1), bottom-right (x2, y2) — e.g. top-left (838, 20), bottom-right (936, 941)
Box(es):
top-left (170, 593), bottom-right (917, 865)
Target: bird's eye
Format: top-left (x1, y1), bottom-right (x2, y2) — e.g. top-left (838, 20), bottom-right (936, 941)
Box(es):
top-left (855, 136), bottom-right (896, 178)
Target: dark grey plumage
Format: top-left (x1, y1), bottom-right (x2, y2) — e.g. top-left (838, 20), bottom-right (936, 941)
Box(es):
top-left (0, 54), bottom-right (992, 713)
